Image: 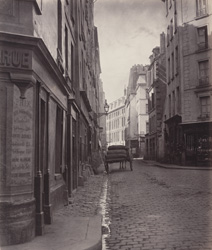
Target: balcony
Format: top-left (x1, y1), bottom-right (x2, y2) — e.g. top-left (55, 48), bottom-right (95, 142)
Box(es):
top-left (197, 114), bottom-right (210, 121)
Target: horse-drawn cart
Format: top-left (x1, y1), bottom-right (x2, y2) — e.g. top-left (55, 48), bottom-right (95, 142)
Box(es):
top-left (105, 145), bottom-right (133, 173)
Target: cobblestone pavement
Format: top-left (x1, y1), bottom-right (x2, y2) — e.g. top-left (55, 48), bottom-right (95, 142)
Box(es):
top-left (103, 160), bottom-right (212, 250)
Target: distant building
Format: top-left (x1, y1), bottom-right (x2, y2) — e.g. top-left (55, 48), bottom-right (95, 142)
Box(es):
top-left (106, 96), bottom-right (126, 147)
top-left (145, 35), bottom-right (167, 161)
top-left (125, 65), bottom-right (148, 157)
top-left (162, 0), bottom-right (212, 165)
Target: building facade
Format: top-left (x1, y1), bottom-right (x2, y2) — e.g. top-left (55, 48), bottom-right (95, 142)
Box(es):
top-left (106, 96), bottom-right (126, 147)
top-left (0, 0), bottom-right (105, 246)
top-left (145, 36), bottom-right (167, 161)
top-left (163, 0), bottom-right (212, 165)
top-left (125, 65), bottom-right (148, 157)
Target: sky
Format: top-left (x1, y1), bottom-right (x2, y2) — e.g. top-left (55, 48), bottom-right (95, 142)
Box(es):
top-left (94, 0), bottom-right (166, 103)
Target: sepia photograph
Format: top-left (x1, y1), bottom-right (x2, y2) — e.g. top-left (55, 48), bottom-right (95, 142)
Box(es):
top-left (0, 0), bottom-right (212, 249)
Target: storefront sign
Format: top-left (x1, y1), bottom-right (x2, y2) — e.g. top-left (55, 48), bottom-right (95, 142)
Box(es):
top-left (0, 47), bottom-right (32, 69)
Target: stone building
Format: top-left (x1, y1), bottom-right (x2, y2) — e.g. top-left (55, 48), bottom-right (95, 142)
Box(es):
top-left (125, 65), bottom-right (149, 157)
top-left (0, 0), bottom-right (104, 246)
top-left (162, 0), bottom-right (212, 165)
top-left (106, 96), bottom-right (126, 147)
top-left (145, 36), bottom-right (167, 161)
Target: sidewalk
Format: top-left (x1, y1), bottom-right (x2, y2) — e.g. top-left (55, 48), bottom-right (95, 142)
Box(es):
top-left (1, 165), bottom-right (106, 250)
top-left (141, 159), bottom-right (212, 170)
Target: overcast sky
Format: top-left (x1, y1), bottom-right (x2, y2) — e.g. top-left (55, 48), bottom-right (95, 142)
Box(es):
top-left (94, 0), bottom-right (166, 103)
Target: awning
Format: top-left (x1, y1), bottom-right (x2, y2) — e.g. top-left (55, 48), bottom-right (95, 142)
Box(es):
top-left (164, 115), bottom-right (181, 124)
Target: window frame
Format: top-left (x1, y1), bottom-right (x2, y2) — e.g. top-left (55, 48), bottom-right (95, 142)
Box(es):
top-left (198, 59), bottom-right (209, 86)
top-left (197, 25), bottom-right (208, 50)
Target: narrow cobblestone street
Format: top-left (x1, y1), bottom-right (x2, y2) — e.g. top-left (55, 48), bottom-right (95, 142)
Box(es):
top-left (103, 160), bottom-right (212, 250)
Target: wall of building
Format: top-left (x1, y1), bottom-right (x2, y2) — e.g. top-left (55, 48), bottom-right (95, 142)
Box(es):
top-left (0, 0), bottom-right (105, 246)
top-left (106, 96), bottom-right (126, 147)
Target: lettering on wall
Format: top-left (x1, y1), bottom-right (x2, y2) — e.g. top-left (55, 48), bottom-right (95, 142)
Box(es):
top-left (0, 87), bottom-right (7, 185)
top-left (10, 86), bottom-right (33, 186)
top-left (0, 47), bottom-right (32, 69)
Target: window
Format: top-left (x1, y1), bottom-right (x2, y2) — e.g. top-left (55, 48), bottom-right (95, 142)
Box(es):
top-left (196, 0), bottom-right (207, 17)
top-left (70, 0), bottom-right (74, 20)
top-left (57, 0), bottom-right (62, 54)
top-left (177, 87), bottom-right (180, 113)
top-left (198, 60), bottom-right (209, 85)
top-left (169, 94), bottom-right (171, 117)
top-left (65, 26), bottom-right (68, 73)
top-left (171, 52), bottom-right (174, 79)
top-left (146, 104), bottom-right (148, 114)
top-left (167, 26), bottom-right (170, 46)
top-left (200, 96), bottom-right (210, 116)
top-left (166, 0), bottom-right (169, 15)
top-left (71, 43), bottom-right (74, 81)
top-left (197, 26), bottom-right (208, 50)
top-left (174, 1), bottom-right (177, 32)
top-left (146, 122), bottom-right (149, 134)
top-left (172, 91), bottom-right (175, 115)
top-left (169, 0), bottom-right (172, 9)
top-left (151, 93), bottom-right (155, 109)
top-left (170, 19), bottom-right (173, 39)
top-left (175, 46), bottom-right (179, 75)
top-left (168, 58), bottom-right (171, 83)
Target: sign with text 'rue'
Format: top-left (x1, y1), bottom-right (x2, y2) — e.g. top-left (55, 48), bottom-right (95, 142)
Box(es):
top-left (0, 47), bottom-right (32, 69)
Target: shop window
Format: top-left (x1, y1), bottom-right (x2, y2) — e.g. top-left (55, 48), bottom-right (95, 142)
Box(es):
top-left (197, 26), bottom-right (208, 50)
top-left (200, 96), bottom-right (210, 116)
top-left (196, 0), bottom-right (207, 17)
top-left (198, 60), bottom-right (209, 86)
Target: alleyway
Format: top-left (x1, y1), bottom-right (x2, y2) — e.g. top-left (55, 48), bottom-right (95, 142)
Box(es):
top-left (102, 160), bottom-right (212, 250)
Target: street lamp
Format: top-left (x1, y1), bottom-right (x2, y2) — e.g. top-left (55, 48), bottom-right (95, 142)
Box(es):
top-left (98, 99), bottom-right (109, 117)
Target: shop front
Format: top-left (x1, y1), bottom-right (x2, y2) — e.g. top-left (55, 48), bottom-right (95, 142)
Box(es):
top-left (181, 121), bottom-right (212, 166)
top-left (0, 33), bottom-right (69, 246)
